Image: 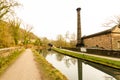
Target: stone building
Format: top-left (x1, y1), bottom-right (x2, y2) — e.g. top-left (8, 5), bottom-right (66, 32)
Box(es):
top-left (82, 25), bottom-right (120, 50)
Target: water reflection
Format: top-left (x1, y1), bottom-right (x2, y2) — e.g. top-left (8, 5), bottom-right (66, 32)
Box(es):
top-left (40, 50), bottom-right (120, 80)
top-left (82, 60), bottom-right (120, 80)
top-left (78, 59), bottom-right (82, 80)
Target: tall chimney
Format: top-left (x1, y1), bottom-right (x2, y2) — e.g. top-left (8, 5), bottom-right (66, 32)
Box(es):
top-left (76, 8), bottom-right (82, 47)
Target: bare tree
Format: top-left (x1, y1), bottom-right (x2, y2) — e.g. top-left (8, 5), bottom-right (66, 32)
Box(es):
top-left (70, 33), bottom-right (76, 47)
top-left (103, 15), bottom-right (120, 27)
top-left (22, 24), bottom-right (33, 46)
top-left (0, 0), bottom-right (20, 20)
top-left (65, 31), bottom-right (70, 41)
top-left (41, 37), bottom-right (49, 48)
top-left (9, 18), bottom-right (21, 45)
top-left (56, 34), bottom-right (66, 47)
top-left (70, 33), bottom-right (76, 41)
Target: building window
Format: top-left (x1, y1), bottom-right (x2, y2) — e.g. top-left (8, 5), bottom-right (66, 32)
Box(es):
top-left (117, 41), bottom-right (120, 49)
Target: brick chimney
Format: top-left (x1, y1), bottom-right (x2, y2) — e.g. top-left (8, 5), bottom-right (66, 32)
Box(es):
top-left (76, 8), bottom-right (82, 47)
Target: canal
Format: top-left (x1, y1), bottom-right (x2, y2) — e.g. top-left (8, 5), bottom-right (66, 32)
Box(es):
top-left (40, 50), bottom-right (120, 80)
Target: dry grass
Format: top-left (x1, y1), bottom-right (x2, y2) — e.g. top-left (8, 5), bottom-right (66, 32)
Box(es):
top-left (33, 49), bottom-right (68, 80)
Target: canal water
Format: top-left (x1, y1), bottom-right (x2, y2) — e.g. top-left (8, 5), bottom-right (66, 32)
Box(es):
top-left (40, 50), bottom-right (120, 80)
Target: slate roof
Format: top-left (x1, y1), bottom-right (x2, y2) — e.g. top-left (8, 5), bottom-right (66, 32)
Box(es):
top-left (82, 26), bottom-right (115, 39)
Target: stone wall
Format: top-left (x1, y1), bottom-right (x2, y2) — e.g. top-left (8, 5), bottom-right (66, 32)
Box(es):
top-left (112, 33), bottom-right (120, 50)
top-left (86, 48), bottom-right (120, 58)
top-left (83, 33), bottom-right (112, 49)
top-left (63, 47), bottom-right (120, 58)
top-left (81, 26), bottom-right (120, 50)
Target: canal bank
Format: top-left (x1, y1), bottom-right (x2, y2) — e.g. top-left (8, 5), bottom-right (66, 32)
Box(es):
top-left (33, 49), bottom-right (68, 80)
top-left (41, 50), bottom-right (120, 80)
top-left (52, 48), bottom-right (120, 69)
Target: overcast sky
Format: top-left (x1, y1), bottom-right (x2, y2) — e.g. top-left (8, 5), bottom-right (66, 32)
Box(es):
top-left (16, 0), bottom-right (120, 40)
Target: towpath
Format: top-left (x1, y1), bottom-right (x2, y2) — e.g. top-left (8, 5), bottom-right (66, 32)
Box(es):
top-left (62, 49), bottom-right (120, 61)
top-left (0, 49), bottom-right (41, 80)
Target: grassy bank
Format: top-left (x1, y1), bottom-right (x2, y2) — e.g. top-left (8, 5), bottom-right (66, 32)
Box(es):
top-left (53, 48), bottom-right (120, 69)
top-left (0, 48), bottom-right (24, 75)
top-left (33, 50), bottom-right (68, 80)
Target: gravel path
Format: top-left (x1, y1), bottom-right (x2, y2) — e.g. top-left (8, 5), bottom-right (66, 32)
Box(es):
top-left (0, 49), bottom-right (41, 80)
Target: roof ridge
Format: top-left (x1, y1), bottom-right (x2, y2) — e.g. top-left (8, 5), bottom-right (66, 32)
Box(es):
top-left (82, 26), bottom-right (115, 39)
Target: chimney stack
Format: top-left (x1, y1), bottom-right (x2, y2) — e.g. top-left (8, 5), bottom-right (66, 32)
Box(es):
top-left (76, 8), bottom-right (82, 47)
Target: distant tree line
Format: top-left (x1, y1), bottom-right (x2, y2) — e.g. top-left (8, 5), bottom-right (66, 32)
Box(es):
top-left (0, 0), bottom-right (40, 48)
top-left (2, 0), bottom-right (120, 49)
top-left (49, 32), bottom-right (77, 48)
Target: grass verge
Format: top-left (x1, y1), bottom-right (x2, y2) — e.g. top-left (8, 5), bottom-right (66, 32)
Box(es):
top-left (32, 49), bottom-right (68, 80)
top-left (53, 48), bottom-right (120, 69)
top-left (0, 48), bottom-right (25, 76)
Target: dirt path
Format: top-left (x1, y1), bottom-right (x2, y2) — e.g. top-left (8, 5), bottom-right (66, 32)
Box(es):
top-left (0, 49), bottom-right (41, 80)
